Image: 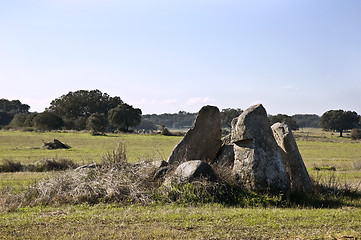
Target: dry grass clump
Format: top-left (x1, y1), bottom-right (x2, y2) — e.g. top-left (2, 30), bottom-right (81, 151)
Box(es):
top-left (0, 143), bottom-right (159, 210)
top-left (352, 160), bottom-right (361, 170)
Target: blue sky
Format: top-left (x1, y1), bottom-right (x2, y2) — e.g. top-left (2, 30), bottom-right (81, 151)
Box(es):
top-left (1, 0), bottom-right (360, 115)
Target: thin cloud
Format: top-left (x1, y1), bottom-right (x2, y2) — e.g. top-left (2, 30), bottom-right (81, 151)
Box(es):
top-left (185, 97), bottom-right (212, 106)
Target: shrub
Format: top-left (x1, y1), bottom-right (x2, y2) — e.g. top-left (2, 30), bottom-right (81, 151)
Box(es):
top-left (33, 111), bottom-right (64, 130)
top-left (0, 158), bottom-right (78, 172)
top-left (87, 113), bottom-right (108, 135)
top-left (351, 129), bottom-right (361, 140)
top-left (9, 113), bottom-right (28, 128)
top-left (36, 158), bottom-right (78, 171)
top-left (0, 160), bottom-right (23, 172)
top-left (161, 127), bottom-right (172, 136)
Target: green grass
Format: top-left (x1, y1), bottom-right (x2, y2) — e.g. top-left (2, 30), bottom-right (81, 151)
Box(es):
top-left (1, 128), bottom-right (361, 239)
top-left (0, 172), bottom-right (53, 193)
top-left (1, 204), bottom-right (360, 239)
top-left (295, 128), bottom-right (361, 188)
top-left (0, 131), bottom-right (182, 164)
top-left (0, 131), bottom-right (182, 193)
top-left (298, 141), bottom-right (361, 169)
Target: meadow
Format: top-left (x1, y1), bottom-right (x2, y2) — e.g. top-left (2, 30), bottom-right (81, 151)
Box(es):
top-left (0, 129), bottom-right (361, 239)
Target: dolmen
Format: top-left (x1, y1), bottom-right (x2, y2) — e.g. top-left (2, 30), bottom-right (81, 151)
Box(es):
top-left (163, 104), bottom-right (312, 194)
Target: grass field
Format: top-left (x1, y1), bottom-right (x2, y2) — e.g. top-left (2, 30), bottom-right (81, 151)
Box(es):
top-left (1, 204), bottom-right (360, 239)
top-left (0, 129), bottom-right (361, 239)
top-left (0, 131), bottom-right (182, 164)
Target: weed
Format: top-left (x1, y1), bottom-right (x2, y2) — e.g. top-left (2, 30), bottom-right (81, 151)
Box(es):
top-left (352, 160), bottom-right (361, 170)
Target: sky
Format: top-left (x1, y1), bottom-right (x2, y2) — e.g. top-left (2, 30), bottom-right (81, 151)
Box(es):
top-left (1, 0), bottom-right (360, 115)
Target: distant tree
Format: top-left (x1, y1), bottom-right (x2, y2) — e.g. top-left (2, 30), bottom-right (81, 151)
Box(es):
top-left (269, 114), bottom-right (299, 131)
top-left (142, 112), bottom-right (196, 130)
top-left (220, 108), bottom-right (243, 128)
top-left (87, 113), bottom-right (108, 135)
top-left (351, 129), bottom-right (361, 140)
top-left (0, 112), bottom-right (14, 126)
top-left (0, 99), bottom-right (30, 115)
top-left (24, 113), bottom-right (38, 127)
top-left (63, 117), bottom-right (87, 131)
top-left (292, 114), bottom-right (320, 128)
top-left (48, 89), bottom-right (123, 120)
top-left (320, 110), bottom-right (359, 137)
top-left (0, 99), bottom-right (30, 127)
top-left (137, 120), bottom-right (158, 131)
top-left (33, 112), bottom-right (64, 130)
top-left (108, 104), bottom-right (142, 131)
top-left (9, 113), bottom-right (29, 128)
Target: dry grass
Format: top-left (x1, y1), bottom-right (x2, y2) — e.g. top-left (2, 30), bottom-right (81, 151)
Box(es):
top-left (0, 143), bottom-right (160, 210)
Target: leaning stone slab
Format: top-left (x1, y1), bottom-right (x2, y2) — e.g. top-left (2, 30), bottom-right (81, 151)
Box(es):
top-left (231, 104), bottom-right (290, 192)
top-left (272, 122), bottom-right (312, 192)
top-left (167, 105), bottom-right (222, 165)
top-left (173, 160), bottom-right (217, 183)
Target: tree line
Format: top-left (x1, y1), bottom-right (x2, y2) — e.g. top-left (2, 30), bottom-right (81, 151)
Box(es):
top-left (142, 109), bottom-right (321, 131)
top-left (1, 90), bottom-right (141, 135)
top-left (1, 91), bottom-right (360, 138)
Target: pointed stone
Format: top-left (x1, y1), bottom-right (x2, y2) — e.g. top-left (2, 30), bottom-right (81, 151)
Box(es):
top-left (167, 105), bottom-right (222, 165)
top-left (272, 122), bottom-right (312, 192)
top-left (231, 104), bottom-right (290, 192)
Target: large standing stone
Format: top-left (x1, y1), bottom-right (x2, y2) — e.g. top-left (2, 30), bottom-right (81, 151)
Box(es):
top-left (167, 105), bottom-right (222, 165)
top-left (271, 122), bottom-right (312, 192)
top-left (231, 104), bottom-right (290, 192)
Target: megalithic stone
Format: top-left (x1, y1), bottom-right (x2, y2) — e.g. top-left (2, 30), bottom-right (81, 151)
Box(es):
top-left (167, 105), bottom-right (222, 165)
top-left (231, 104), bottom-right (290, 193)
top-left (272, 122), bottom-right (312, 192)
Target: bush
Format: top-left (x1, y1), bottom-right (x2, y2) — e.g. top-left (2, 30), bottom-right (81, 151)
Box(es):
top-left (351, 129), bottom-right (361, 140)
top-left (9, 113), bottom-right (28, 128)
top-left (87, 113), bottom-right (108, 135)
top-left (161, 127), bottom-right (172, 136)
top-left (33, 111), bottom-right (64, 130)
top-left (0, 160), bottom-right (23, 172)
top-left (0, 158), bottom-right (78, 172)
